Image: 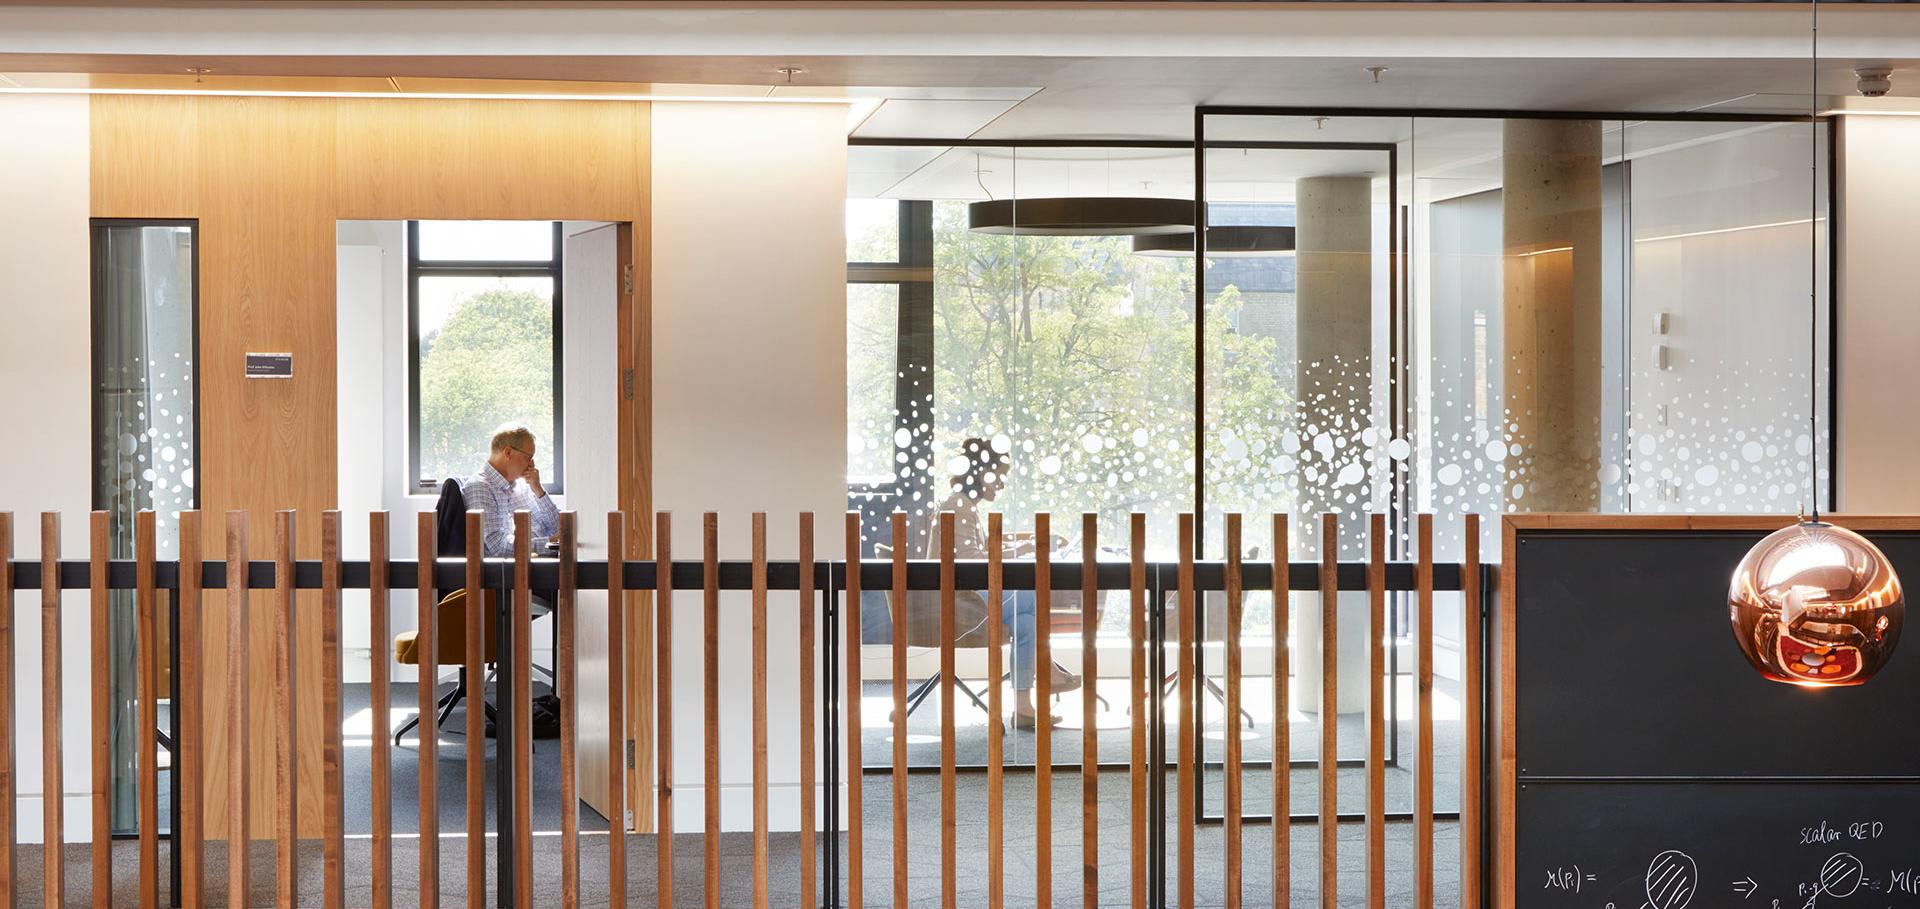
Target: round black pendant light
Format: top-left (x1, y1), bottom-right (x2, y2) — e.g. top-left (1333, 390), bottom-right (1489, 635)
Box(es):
top-left (967, 196), bottom-right (1193, 236)
top-left (1132, 225), bottom-right (1297, 257)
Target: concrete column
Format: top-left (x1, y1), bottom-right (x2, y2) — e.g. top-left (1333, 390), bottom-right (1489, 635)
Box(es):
top-left (1501, 119), bottom-right (1604, 512)
top-left (1291, 175), bottom-right (1373, 715)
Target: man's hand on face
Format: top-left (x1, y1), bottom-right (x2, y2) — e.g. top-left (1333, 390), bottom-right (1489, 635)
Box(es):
top-left (523, 464), bottom-right (546, 498)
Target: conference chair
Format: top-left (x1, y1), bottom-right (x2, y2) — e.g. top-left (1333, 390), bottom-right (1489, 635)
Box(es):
top-left (392, 586), bottom-right (500, 746)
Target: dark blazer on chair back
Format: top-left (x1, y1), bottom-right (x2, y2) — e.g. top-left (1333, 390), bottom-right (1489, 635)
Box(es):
top-left (433, 477), bottom-right (467, 557)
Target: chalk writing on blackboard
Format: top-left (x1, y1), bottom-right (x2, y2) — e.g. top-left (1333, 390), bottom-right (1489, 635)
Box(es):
top-left (1545, 866), bottom-right (1597, 893)
top-left (1643, 850), bottom-right (1698, 909)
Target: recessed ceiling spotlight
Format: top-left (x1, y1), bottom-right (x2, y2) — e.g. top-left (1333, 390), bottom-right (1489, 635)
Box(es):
top-left (1366, 66), bottom-right (1389, 84)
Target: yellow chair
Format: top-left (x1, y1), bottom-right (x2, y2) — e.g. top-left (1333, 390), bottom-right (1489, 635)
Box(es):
top-left (392, 588), bottom-right (501, 746)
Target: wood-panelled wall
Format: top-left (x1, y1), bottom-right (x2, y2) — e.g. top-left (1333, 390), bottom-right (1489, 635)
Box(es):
top-left (89, 95), bottom-right (653, 837)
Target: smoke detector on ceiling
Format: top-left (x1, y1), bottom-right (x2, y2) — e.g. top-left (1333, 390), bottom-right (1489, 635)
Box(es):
top-left (1855, 66), bottom-right (1894, 98)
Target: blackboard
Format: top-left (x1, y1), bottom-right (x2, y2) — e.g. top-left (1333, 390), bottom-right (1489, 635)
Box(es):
top-left (1517, 782), bottom-right (1920, 909)
top-left (1512, 525), bottom-right (1920, 909)
top-left (1515, 531), bottom-right (1920, 778)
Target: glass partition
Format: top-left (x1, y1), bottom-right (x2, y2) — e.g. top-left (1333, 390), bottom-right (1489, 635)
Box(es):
top-left (843, 113), bottom-right (1833, 840)
top-left (91, 219), bottom-right (197, 836)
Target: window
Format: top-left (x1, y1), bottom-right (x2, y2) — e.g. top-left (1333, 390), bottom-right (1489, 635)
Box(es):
top-left (408, 220), bottom-right (564, 493)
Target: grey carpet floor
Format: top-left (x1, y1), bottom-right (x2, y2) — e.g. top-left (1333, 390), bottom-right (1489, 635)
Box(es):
top-left (15, 798), bottom-right (1460, 909)
top-left (24, 679), bottom-right (1468, 907)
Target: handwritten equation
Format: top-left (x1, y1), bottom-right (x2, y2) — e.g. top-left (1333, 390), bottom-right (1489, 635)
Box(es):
top-left (1536, 827), bottom-right (1919, 909)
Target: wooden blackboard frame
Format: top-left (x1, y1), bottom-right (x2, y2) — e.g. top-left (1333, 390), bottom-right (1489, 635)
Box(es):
top-left (1495, 513), bottom-right (1920, 909)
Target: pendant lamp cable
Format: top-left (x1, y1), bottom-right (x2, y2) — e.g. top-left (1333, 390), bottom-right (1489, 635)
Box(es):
top-left (1808, 0), bottom-right (1821, 523)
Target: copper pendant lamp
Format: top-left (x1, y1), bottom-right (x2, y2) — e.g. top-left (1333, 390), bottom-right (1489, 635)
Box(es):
top-left (1726, 0), bottom-right (1903, 687)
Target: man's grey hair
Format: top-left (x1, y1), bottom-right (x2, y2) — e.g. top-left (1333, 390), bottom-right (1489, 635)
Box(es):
top-left (489, 424), bottom-right (536, 456)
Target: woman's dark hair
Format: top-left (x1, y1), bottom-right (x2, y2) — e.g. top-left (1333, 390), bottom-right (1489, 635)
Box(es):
top-left (950, 436), bottom-right (1011, 494)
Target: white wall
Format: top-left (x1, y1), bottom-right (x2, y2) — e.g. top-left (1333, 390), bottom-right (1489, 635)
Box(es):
top-left (0, 94), bottom-right (94, 843)
top-left (651, 102), bottom-right (848, 833)
top-left (1837, 116), bottom-right (1920, 513)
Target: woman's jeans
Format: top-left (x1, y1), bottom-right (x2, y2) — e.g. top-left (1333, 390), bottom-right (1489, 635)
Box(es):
top-left (1002, 589), bottom-right (1038, 691)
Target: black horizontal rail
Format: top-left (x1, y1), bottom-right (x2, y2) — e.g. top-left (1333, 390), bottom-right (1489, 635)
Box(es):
top-left (7, 558), bottom-right (1473, 593)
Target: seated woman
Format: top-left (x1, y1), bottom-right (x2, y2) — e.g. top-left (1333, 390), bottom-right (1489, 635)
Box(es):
top-left (938, 437), bottom-right (1082, 729)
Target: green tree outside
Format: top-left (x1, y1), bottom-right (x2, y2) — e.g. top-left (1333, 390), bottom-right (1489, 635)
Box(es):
top-left (417, 285), bottom-right (556, 484)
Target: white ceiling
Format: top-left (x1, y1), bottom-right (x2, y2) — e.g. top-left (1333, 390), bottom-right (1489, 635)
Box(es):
top-left (2, 1), bottom-right (1913, 201)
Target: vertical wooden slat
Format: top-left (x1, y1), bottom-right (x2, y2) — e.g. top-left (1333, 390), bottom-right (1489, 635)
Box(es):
top-left (986, 513), bottom-right (1005, 909)
top-left (226, 510), bottom-right (251, 909)
top-left (275, 510), bottom-right (298, 909)
top-left (1367, 514), bottom-right (1387, 909)
top-left (179, 511), bottom-right (204, 909)
top-left (1224, 513), bottom-right (1244, 909)
top-left (322, 511), bottom-right (347, 909)
top-left (1460, 514), bottom-right (1483, 909)
top-left (463, 510), bottom-right (484, 909)
top-left (606, 513), bottom-right (627, 909)
top-left (938, 512), bottom-right (956, 909)
top-left (797, 513), bottom-right (815, 909)
top-left (702, 513), bottom-right (720, 909)
top-left (0, 512), bottom-right (14, 909)
top-left (656, 512), bottom-right (675, 909)
top-left (842, 512), bottom-right (864, 909)
top-left (1318, 511), bottom-right (1338, 909)
top-left (1416, 513), bottom-right (1436, 909)
top-left (1080, 513), bottom-right (1099, 909)
top-left (1176, 513), bottom-right (1194, 909)
top-left (1035, 511), bottom-right (1054, 909)
top-left (89, 512), bottom-right (111, 909)
top-left (416, 512), bottom-right (440, 909)
top-left (39, 514), bottom-right (62, 909)
top-left (751, 513), bottom-right (769, 909)
top-left (559, 512), bottom-right (581, 909)
top-left (888, 512), bottom-right (908, 909)
top-left (370, 512), bottom-right (393, 909)
top-left (1128, 513), bottom-right (1147, 909)
top-left (1272, 514), bottom-right (1291, 909)
top-left (138, 511), bottom-right (159, 909)
top-left (512, 512), bottom-right (534, 909)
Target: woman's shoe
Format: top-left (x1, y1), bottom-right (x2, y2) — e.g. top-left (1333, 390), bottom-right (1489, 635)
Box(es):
top-left (1012, 709), bottom-right (1063, 730)
top-left (1048, 663), bottom-right (1084, 694)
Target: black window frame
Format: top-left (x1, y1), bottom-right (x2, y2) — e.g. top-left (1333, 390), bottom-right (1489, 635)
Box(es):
top-left (846, 199), bottom-right (934, 508)
top-left (406, 219), bottom-right (566, 495)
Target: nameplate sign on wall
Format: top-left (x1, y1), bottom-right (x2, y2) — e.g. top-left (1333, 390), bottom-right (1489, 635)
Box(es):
top-left (245, 352), bottom-right (293, 379)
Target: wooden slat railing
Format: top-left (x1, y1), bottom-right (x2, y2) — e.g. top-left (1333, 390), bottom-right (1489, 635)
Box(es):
top-left (275, 510), bottom-right (298, 909)
top-left (0, 512), bottom-right (13, 906)
top-left (415, 511), bottom-right (439, 909)
top-left (138, 511), bottom-right (159, 909)
top-left (40, 515), bottom-right (62, 909)
top-left (226, 511), bottom-right (250, 909)
top-left (0, 507), bottom-right (1492, 909)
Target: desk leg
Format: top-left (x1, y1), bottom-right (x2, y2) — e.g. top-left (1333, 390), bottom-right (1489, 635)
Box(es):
top-left (498, 579), bottom-right (516, 909)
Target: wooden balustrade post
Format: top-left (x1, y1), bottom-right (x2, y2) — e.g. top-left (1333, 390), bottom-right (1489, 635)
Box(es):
top-left (841, 513), bottom-right (863, 909)
top-left (138, 512), bottom-right (159, 909)
top-left (369, 511), bottom-right (392, 909)
top-left (416, 512), bottom-right (440, 909)
top-left (226, 511), bottom-right (251, 909)
top-left (39, 514), bottom-right (62, 909)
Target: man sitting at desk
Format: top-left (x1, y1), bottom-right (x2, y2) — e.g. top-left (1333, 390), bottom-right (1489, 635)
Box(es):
top-left (466, 423), bottom-right (560, 557)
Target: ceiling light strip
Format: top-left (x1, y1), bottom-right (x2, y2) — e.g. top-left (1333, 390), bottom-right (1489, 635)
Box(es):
top-left (0, 85), bottom-right (861, 104)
